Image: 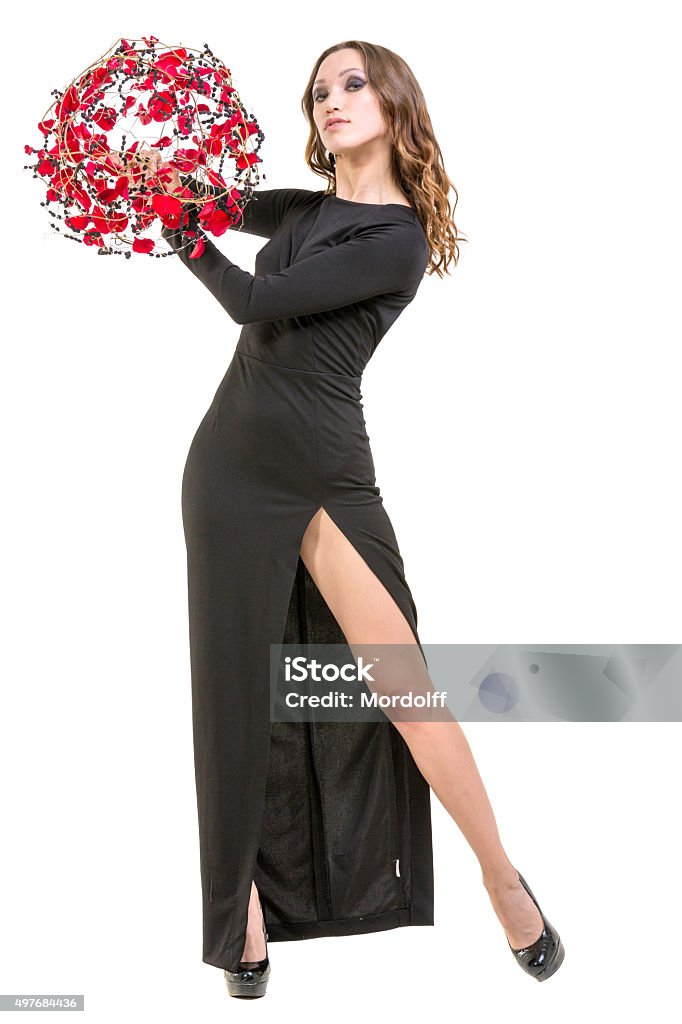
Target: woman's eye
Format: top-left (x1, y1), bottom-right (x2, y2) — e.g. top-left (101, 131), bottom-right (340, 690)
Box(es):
top-left (314, 79), bottom-right (365, 102)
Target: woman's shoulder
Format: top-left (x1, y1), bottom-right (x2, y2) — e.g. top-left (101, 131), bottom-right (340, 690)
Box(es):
top-left (246, 188), bottom-right (422, 233)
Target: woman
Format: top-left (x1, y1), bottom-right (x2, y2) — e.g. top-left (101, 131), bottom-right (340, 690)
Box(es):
top-left (158, 39), bottom-right (565, 997)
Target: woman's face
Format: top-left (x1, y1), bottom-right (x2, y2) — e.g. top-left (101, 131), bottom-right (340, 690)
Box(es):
top-left (312, 48), bottom-right (387, 156)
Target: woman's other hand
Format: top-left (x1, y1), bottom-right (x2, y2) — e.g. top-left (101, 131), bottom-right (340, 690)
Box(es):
top-left (106, 150), bottom-right (182, 194)
top-left (157, 160), bottom-right (183, 194)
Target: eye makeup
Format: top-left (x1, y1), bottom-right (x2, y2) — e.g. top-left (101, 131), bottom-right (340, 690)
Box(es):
top-left (313, 77), bottom-right (366, 102)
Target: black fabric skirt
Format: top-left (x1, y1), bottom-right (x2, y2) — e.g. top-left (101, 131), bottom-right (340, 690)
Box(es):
top-left (182, 348), bottom-right (434, 973)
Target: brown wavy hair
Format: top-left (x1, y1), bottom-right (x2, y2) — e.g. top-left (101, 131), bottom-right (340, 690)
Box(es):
top-left (300, 40), bottom-right (466, 277)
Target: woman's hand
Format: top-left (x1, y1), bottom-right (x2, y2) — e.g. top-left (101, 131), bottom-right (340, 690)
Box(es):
top-left (103, 149), bottom-right (153, 184)
top-left (159, 162), bottom-right (183, 194)
top-left (103, 149), bottom-right (183, 194)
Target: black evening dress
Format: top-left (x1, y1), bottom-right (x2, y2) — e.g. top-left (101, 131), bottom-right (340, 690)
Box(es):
top-left (162, 180), bottom-right (434, 973)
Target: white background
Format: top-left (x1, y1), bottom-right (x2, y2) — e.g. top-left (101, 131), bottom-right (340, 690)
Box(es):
top-left (3, 1), bottom-right (681, 1020)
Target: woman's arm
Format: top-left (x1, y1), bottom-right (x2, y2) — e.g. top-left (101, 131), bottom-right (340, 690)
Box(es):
top-left (178, 175), bottom-right (318, 239)
top-left (161, 217), bottom-right (428, 324)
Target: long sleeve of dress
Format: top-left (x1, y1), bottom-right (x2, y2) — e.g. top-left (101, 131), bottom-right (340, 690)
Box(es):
top-left (177, 176), bottom-right (318, 239)
top-left (162, 200), bottom-right (428, 326)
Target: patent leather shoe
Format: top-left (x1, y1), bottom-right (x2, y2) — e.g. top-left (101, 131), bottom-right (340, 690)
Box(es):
top-left (507, 871), bottom-right (565, 981)
top-left (225, 898), bottom-right (271, 998)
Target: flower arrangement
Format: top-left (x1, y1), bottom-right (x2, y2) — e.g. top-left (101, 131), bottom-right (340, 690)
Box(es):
top-left (23, 35), bottom-right (264, 259)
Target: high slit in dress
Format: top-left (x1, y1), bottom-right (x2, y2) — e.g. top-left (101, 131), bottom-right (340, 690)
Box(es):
top-left (162, 180), bottom-right (435, 973)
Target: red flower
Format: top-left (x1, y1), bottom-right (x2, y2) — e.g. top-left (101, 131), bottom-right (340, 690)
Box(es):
top-left (236, 151), bottom-right (261, 170)
top-left (205, 209), bottom-right (231, 236)
top-left (149, 91), bottom-right (175, 122)
top-left (151, 192), bottom-right (183, 228)
top-left (189, 236), bottom-right (205, 259)
top-left (90, 206), bottom-right (111, 234)
top-left (65, 215), bottom-right (90, 230)
top-left (56, 84), bottom-right (79, 118)
top-left (92, 107), bottom-right (118, 131)
top-left (132, 237), bottom-right (155, 253)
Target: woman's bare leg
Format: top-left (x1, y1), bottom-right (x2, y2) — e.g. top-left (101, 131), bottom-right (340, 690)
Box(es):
top-left (240, 880), bottom-right (267, 961)
top-left (299, 509), bottom-right (545, 949)
top-left (394, 719), bottom-right (544, 948)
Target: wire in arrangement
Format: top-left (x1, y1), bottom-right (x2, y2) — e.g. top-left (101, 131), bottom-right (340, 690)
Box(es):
top-left (23, 34), bottom-right (265, 258)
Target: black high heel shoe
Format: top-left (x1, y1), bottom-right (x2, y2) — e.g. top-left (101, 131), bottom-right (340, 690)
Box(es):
top-left (224, 897), bottom-right (271, 999)
top-left (507, 871), bottom-right (565, 981)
